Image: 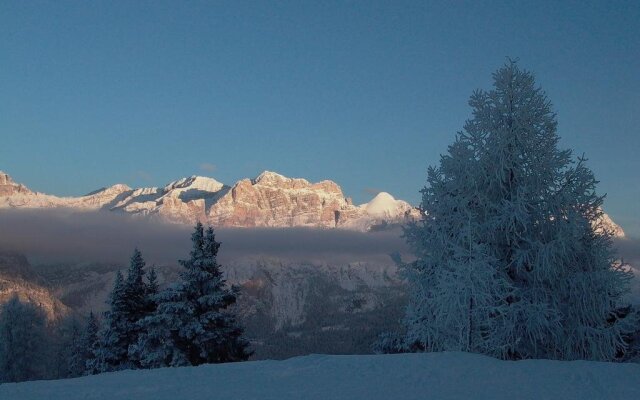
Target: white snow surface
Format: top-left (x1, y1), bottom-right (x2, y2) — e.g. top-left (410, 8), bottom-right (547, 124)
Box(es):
top-left (163, 176), bottom-right (225, 193)
top-left (2, 352), bottom-right (638, 400)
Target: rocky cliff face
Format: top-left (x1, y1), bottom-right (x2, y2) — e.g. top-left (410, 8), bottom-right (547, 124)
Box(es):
top-left (0, 171), bottom-right (421, 232)
top-left (205, 171), bottom-right (412, 229)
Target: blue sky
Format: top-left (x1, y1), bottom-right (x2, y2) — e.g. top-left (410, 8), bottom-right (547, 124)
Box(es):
top-left (1, 1), bottom-right (638, 236)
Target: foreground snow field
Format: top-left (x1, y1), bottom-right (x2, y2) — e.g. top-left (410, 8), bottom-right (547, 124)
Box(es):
top-left (1, 352), bottom-right (639, 400)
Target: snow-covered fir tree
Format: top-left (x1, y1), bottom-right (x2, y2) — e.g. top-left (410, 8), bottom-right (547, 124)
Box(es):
top-left (133, 223), bottom-right (251, 368)
top-left (125, 264), bottom-right (159, 367)
top-left (51, 316), bottom-right (85, 379)
top-left (145, 267), bottom-right (159, 308)
top-left (122, 248), bottom-right (153, 368)
top-left (140, 267), bottom-right (159, 321)
top-left (622, 306), bottom-right (640, 362)
top-left (94, 270), bottom-right (129, 371)
top-left (0, 296), bottom-right (49, 382)
top-left (403, 61), bottom-right (634, 361)
top-left (65, 318), bottom-right (86, 378)
top-left (83, 312), bottom-right (101, 375)
top-left (95, 249), bottom-right (158, 371)
top-left (124, 249), bottom-right (148, 319)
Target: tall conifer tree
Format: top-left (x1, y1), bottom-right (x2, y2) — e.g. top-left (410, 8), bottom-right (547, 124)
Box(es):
top-left (0, 296), bottom-right (48, 382)
top-left (95, 271), bottom-right (129, 371)
top-left (134, 223), bottom-right (251, 367)
top-left (404, 61), bottom-right (633, 361)
top-left (83, 311), bottom-right (101, 375)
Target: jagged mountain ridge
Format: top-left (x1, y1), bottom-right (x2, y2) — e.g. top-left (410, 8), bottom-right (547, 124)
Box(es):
top-left (0, 170), bottom-right (626, 236)
top-left (0, 170), bottom-right (420, 231)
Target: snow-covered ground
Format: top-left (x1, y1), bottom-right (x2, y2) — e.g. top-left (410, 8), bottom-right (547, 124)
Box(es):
top-left (1, 352), bottom-right (638, 400)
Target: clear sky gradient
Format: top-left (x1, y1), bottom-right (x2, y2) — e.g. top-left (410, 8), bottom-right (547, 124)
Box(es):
top-left (1, 1), bottom-right (638, 236)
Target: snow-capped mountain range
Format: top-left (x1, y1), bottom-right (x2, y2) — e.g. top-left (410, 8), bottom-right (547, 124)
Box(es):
top-left (0, 170), bottom-right (626, 236)
top-left (0, 170), bottom-right (420, 231)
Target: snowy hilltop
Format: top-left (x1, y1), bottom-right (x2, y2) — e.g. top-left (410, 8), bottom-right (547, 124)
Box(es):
top-left (0, 170), bottom-right (421, 231)
top-left (1, 352), bottom-right (638, 400)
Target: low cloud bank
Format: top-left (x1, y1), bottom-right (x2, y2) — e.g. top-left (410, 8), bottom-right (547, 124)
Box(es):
top-left (0, 210), bottom-right (637, 296)
top-left (0, 209), bottom-right (408, 266)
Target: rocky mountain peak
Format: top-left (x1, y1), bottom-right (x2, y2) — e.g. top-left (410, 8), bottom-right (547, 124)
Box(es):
top-left (251, 171), bottom-right (344, 194)
top-left (0, 171), bottom-right (13, 185)
top-left (0, 171), bottom-right (33, 196)
top-left (163, 176), bottom-right (225, 193)
top-left (364, 192), bottom-right (402, 218)
top-left (252, 171), bottom-right (295, 186)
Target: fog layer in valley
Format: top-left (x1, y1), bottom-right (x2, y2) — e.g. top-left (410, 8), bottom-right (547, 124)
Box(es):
top-left (0, 209), bottom-right (409, 266)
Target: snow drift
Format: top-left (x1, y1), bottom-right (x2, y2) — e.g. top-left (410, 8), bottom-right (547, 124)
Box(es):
top-left (1, 352), bottom-right (638, 400)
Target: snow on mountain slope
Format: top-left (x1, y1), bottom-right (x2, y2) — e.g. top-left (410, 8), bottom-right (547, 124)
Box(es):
top-left (364, 192), bottom-right (403, 217)
top-left (1, 352), bottom-right (638, 400)
top-left (599, 212), bottom-right (626, 238)
top-left (355, 192), bottom-right (421, 229)
top-left (106, 175), bottom-right (230, 224)
top-left (0, 252), bottom-right (70, 321)
top-left (161, 176), bottom-right (228, 205)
